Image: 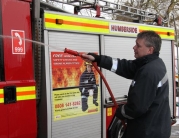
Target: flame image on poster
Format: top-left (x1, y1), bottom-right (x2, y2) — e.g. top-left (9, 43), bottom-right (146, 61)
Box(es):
top-left (51, 52), bottom-right (100, 121)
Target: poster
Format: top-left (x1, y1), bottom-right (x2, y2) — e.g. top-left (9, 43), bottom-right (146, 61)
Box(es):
top-left (51, 52), bottom-right (100, 121)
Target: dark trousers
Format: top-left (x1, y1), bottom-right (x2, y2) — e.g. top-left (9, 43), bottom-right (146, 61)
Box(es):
top-left (81, 87), bottom-right (98, 111)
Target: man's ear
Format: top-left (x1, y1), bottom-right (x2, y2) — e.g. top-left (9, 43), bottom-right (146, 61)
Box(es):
top-left (149, 47), bottom-right (154, 54)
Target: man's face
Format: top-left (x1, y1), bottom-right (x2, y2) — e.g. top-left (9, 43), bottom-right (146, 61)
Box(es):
top-left (86, 65), bottom-right (92, 73)
top-left (133, 38), bottom-right (154, 59)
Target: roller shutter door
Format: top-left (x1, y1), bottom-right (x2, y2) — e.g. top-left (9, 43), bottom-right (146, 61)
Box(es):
top-left (160, 40), bottom-right (174, 116)
top-left (48, 32), bottom-right (101, 138)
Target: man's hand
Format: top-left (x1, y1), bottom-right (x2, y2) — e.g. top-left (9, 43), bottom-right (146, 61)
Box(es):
top-left (81, 53), bottom-right (95, 63)
top-left (115, 104), bottom-right (126, 120)
top-left (82, 53), bottom-right (100, 63)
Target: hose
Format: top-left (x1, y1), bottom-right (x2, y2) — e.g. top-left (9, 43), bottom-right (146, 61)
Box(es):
top-left (64, 48), bottom-right (126, 128)
top-left (92, 62), bottom-right (126, 128)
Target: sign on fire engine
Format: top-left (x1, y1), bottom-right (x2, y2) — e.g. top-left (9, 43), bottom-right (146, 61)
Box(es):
top-left (51, 52), bottom-right (100, 121)
top-left (11, 30), bottom-right (25, 54)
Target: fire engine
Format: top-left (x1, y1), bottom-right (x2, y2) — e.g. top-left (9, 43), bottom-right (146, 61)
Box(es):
top-left (0, 0), bottom-right (177, 138)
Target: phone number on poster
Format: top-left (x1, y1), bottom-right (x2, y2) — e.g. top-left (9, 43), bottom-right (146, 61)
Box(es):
top-left (55, 101), bottom-right (81, 108)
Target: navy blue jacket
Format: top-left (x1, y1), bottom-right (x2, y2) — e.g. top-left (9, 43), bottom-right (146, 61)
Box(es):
top-left (95, 53), bottom-right (171, 138)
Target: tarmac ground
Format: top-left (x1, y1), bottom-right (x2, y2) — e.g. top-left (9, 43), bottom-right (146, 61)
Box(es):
top-left (170, 118), bottom-right (179, 138)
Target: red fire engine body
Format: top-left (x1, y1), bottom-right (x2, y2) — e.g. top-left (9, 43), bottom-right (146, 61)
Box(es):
top-left (0, 0), bottom-right (36, 138)
top-left (0, 0), bottom-right (177, 138)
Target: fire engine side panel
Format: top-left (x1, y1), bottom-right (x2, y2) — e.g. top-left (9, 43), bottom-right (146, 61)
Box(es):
top-left (0, 105), bottom-right (8, 138)
top-left (44, 31), bottom-right (102, 138)
top-left (0, 1), bottom-right (8, 138)
top-left (103, 36), bottom-right (174, 116)
top-left (0, 83), bottom-right (8, 138)
top-left (43, 11), bottom-right (175, 138)
top-left (1, 0), bottom-right (37, 138)
top-left (19, 0), bottom-right (32, 2)
top-left (2, 0), bottom-right (34, 81)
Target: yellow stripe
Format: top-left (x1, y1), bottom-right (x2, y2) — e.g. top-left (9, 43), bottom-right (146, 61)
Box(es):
top-left (17, 95), bottom-right (36, 101)
top-left (139, 25), bottom-right (174, 32)
top-left (159, 35), bottom-right (174, 40)
top-left (44, 12), bottom-right (175, 40)
top-left (0, 86), bottom-right (36, 103)
top-left (0, 98), bottom-right (3, 103)
top-left (0, 86), bottom-right (36, 93)
top-left (45, 13), bottom-right (108, 26)
top-left (17, 86), bottom-right (36, 100)
top-left (45, 13), bottom-right (109, 34)
top-left (0, 89), bottom-right (3, 94)
top-left (139, 26), bottom-right (174, 40)
top-left (45, 23), bottom-right (108, 33)
top-left (16, 86), bottom-right (35, 92)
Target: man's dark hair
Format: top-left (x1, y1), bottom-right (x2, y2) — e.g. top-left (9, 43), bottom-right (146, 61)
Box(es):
top-left (137, 31), bottom-right (162, 52)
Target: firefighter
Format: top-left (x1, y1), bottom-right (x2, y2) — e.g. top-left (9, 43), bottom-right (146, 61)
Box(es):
top-left (79, 62), bottom-right (98, 112)
top-left (81, 31), bottom-right (171, 138)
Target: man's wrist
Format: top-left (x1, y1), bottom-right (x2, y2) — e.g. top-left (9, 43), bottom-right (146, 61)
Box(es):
top-left (87, 53), bottom-right (101, 63)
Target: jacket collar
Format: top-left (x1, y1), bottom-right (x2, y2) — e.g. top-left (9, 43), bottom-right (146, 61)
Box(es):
top-left (133, 52), bottom-right (159, 67)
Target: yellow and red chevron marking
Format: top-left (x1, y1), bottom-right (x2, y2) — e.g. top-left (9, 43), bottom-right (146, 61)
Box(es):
top-left (16, 86), bottom-right (36, 101)
top-left (0, 86), bottom-right (36, 103)
top-left (139, 26), bottom-right (174, 40)
top-left (44, 13), bottom-right (109, 34)
top-left (45, 18), bottom-right (108, 29)
top-left (44, 12), bottom-right (174, 40)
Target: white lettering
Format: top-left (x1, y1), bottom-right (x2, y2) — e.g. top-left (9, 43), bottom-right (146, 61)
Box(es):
top-left (53, 54), bottom-right (63, 58)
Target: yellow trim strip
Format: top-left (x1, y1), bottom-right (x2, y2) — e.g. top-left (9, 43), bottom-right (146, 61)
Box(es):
top-left (45, 23), bottom-right (109, 33)
top-left (45, 13), bottom-right (109, 34)
top-left (139, 26), bottom-right (174, 40)
top-left (17, 86), bottom-right (36, 100)
top-left (0, 98), bottom-right (3, 103)
top-left (0, 89), bottom-right (3, 94)
top-left (17, 95), bottom-right (36, 101)
top-left (44, 12), bottom-right (175, 40)
top-left (0, 86), bottom-right (36, 103)
top-left (45, 13), bottom-right (108, 25)
top-left (16, 86), bottom-right (35, 92)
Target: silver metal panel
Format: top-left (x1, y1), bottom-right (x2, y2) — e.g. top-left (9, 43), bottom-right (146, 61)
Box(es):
top-left (103, 36), bottom-right (174, 116)
top-left (44, 30), bottom-right (53, 138)
top-left (48, 31), bottom-right (101, 138)
top-left (100, 35), bottom-right (107, 138)
top-left (160, 40), bottom-right (174, 116)
top-left (103, 36), bottom-right (135, 98)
